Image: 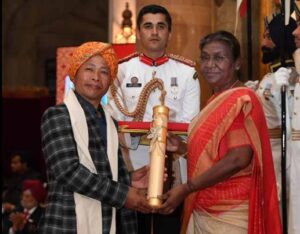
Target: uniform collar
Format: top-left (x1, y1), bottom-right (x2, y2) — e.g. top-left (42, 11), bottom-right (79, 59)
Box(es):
top-left (269, 58), bottom-right (294, 72)
top-left (139, 53), bottom-right (169, 66)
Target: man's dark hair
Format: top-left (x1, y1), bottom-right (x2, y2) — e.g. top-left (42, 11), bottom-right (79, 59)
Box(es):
top-left (269, 14), bottom-right (297, 55)
top-left (200, 30), bottom-right (241, 61)
top-left (137, 4), bottom-right (172, 31)
top-left (10, 150), bottom-right (33, 167)
top-left (261, 14), bottom-right (297, 64)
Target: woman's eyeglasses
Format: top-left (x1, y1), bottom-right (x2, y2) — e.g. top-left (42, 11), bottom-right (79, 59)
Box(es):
top-left (199, 54), bottom-right (229, 64)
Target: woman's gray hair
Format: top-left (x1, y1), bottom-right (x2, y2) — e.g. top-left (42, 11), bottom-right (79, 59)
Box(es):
top-left (200, 30), bottom-right (241, 61)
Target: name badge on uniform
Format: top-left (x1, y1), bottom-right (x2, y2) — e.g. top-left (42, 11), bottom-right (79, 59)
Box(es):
top-left (126, 76), bottom-right (142, 87)
top-left (170, 77), bottom-right (178, 100)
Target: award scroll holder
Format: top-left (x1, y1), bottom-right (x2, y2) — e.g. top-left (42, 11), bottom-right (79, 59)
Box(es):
top-left (146, 97), bottom-right (168, 208)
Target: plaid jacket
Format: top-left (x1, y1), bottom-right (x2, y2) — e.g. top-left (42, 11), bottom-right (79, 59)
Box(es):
top-left (39, 95), bottom-right (137, 234)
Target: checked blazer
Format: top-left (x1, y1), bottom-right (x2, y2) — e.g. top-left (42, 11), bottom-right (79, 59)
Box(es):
top-left (39, 94), bottom-right (137, 234)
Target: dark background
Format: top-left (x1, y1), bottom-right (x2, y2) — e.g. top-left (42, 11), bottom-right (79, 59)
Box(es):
top-left (2, 0), bottom-right (109, 181)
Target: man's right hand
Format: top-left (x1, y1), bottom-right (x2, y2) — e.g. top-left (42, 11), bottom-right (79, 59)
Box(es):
top-left (124, 187), bottom-right (153, 213)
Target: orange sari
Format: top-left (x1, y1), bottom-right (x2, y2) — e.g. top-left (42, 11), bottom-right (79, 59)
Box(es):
top-left (181, 87), bottom-right (281, 234)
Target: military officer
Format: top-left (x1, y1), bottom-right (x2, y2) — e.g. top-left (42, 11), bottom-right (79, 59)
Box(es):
top-left (254, 10), bottom-right (299, 234)
top-left (286, 2), bottom-right (300, 233)
top-left (107, 4), bottom-right (200, 176)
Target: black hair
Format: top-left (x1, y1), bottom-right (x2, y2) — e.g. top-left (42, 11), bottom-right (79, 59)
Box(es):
top-left (137, 4), bottom-right (172, 31)
top-left (10, 150), bottom-right (33, 167)
top-left (200, 30), bottom-right (241, 61)
top-left (269, 14), bottom-right (297, 56)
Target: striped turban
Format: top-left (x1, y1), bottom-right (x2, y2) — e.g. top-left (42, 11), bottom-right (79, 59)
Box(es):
top-left (68, 41), bottom-right (118, 82)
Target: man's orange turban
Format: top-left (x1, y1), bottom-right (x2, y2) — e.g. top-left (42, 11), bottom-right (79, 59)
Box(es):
top-left (68, 42), bottom-right (118, 82)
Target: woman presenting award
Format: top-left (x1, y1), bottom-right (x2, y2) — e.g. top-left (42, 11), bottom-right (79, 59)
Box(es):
top-left (159, 31), bottom-right (281, 234)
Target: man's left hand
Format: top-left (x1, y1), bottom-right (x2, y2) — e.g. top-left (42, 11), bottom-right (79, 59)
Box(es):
top-left (131, 165), bottom-right (149, 189)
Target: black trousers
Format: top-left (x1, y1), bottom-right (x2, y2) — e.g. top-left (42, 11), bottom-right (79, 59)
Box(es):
top-left (137, 204), bottom-right (183, 234)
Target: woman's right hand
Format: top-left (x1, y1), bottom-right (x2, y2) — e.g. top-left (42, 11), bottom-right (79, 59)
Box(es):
top-left (158, 183), bottom-right (190, 214)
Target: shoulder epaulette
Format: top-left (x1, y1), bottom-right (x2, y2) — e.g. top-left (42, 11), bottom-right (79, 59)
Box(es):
top-left (167, 53), bottom-right (196, 67)
top-left (118, 52), bottom-right (139, 64)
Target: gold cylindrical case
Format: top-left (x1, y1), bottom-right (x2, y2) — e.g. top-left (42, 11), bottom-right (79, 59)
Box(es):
top-left (147, 105), bottom-right (169, 208)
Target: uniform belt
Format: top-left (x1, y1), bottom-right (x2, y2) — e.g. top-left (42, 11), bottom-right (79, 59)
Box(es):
top-left (292, 129), bottom-right (300, 141)
top-left (268, 128), bottom-right (300, 140)
top-left (268, 128), bottom-right (281, 139)
top-left (141, 128), bottom-right (297, 141)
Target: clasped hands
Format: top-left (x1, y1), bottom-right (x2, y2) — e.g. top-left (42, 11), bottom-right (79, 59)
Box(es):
top-left (9, 211), bottom-right (27, 231)
top-left (124, 132), bottom-right (190, 214)
top-left (125, 164), bottom-right (191, 215)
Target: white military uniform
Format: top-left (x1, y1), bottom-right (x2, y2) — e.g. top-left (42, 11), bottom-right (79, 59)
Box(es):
top-left (289, 79), bottom-right (300, 234)
top-left (256, 54), bottom-right (300, 234)
top-left (289, 50), bottom-right (300, 234)
top-left (107, 52), bottom-right (200, 183)
top-left (256, 72), bottom-right (293, 202)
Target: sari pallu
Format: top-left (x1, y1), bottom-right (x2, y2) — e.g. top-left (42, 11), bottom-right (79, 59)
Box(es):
top-left (181, 87), bottom-right (281, 234)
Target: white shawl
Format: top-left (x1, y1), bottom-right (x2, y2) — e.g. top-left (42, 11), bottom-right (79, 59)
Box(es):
top-left (64, 89), bottom-right (118, 234)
